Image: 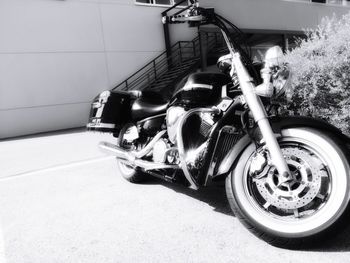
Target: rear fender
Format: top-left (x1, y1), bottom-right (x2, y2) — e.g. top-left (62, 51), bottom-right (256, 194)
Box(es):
top-left (215, 116), bottom-right (350, 177)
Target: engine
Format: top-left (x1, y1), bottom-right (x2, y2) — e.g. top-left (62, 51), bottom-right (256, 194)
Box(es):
top-left (153, 104), bottom-right (216, 170)
top-left (152, 138), bottom-right (179, 165)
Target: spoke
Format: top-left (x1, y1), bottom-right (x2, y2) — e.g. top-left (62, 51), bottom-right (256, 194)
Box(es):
top-left (320, 172), bottom-right (329, 178)
top-left (316, 193), bottom-right (326, 200)
top-left (319, 164), bottom-right (328, 172)
top-left (252, 177), bottom-right (259, 183)
top-left (263, 202), bottom-right (271, 209)
top-left (293, 209), bottom-right (300, 218)
top-left (291, 171), bottom-right (298, 176)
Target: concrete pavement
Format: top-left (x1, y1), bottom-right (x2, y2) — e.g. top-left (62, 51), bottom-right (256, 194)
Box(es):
top-left (1, 131), bottom-right (350, 263)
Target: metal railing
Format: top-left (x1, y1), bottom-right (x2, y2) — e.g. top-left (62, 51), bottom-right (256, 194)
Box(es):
top-left (113, 32), bottom-right (223, 92)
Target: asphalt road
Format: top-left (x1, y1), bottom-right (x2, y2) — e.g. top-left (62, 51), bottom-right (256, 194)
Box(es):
top-left (1, 131), bottom-right (350, 263)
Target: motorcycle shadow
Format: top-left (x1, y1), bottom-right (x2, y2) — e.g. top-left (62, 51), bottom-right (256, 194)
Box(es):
top-left (143, 179), bottom-right (350, 252)
top-left (143, 178), bottom-right (234, 217)
top-left (305, 219), bottom-right (350, 252)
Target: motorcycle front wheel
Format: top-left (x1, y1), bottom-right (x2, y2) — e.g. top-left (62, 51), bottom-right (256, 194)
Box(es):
top-left (225, 127), bottom-right (350, 248)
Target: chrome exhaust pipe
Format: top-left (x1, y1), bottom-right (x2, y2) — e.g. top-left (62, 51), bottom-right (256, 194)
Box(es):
top-left (98, 141), bottom-right (179, 171)
top-left (99, 130), bottom-right (166, 160)
top-left (128, 159), bottom-right (179, 171)
top-left (99, 141), bottom-right (133, 161)
top-left (133, 130), bottom-right (166, 158)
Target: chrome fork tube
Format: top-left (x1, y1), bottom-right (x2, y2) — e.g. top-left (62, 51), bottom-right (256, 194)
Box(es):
top-left (231, 53), bottom-right (291, 180)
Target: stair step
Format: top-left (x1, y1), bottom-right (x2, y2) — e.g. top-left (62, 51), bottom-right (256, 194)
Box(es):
top-left (155, 64), bottom-right (198, 80)
top-left (162, 71), bottom-right (187, 78)
top-left (181, 60), bottom-right (197, 64)
top-left (163, 71), bottom-right (187, 77)
top-left (154, 79), bottom-right (174, 85)
top-left (167, 65), bottom-right (194, 73)
top-left (159, 73), bottom-right (187, 81)
top-left (155, 77), bottom-right (174, 82)
top-left (165, 68), bottom-right (187, 74)
top-left (156, 77), bottom-right (180, 83)
top-left (171, 64), bottom-right (194, 70)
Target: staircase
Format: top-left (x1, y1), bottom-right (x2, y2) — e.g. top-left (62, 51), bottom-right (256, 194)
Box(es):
top-left (112, 32), bottom-right (224, 95)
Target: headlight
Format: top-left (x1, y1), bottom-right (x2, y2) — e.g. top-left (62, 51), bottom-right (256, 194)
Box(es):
top-left (255, 65), bottom-right (290, 99)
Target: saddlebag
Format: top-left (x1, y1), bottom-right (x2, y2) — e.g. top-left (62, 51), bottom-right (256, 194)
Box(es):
top-left (87, 90), bottom-right (133, 133)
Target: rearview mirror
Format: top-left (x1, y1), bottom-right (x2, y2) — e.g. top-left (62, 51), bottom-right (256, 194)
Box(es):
top-left (265, 46), bottom-right (284, 67)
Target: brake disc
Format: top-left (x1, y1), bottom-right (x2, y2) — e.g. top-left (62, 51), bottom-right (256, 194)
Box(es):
top-left (253, 147), bottom-right (326, 210)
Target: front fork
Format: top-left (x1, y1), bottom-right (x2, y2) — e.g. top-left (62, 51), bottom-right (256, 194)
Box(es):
top-left (232, 53), bottom-right (291, 183)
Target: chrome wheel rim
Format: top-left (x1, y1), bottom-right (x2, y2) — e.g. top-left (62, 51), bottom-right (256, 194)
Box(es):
top-left (233, 128), bottom-right (349, 236)
top-left (246, 142), bottom-right (330, 220)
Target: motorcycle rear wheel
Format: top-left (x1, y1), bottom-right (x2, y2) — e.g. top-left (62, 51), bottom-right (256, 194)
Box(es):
top-left (116, 123), bottom-right (148, 183)
top-left (225, 127), bottom-right (350, 248)
top-left (117, 160), bottom-right (147, 183)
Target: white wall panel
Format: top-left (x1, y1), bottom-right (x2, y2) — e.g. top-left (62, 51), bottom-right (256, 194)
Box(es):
top-left (0, 53), bottom-right (109, 109)
top-left (0, 103), bottom-right (91, 138)
top-left (100, 4), bottom-right (166, 52)
top-left (0, 0), bottom-right (104, 53)
top-left (105, 51), bottom-right (161, 88)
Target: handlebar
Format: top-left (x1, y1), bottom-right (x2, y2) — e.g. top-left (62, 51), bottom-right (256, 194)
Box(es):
top-left (162, 14), bottom-right (205, 24)
top-left (162, 2), bottom-right (214, 26)
top-left (161, 1), bottom-right (259, 87)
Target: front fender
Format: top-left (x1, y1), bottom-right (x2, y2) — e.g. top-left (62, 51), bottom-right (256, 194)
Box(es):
top-left (216, 116), bottom-right (350, 177)
top-left (269, 116), bottom-right (349, 141)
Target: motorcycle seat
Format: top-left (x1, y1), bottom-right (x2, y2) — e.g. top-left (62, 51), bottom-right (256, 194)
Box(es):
top-left (131, 91), bottom-right (168, 121)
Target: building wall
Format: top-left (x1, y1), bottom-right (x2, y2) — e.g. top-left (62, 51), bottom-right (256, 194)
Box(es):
top-left (0, 0), bottom-right (349, 138)
top-left (0, 0), bottom-right (195, 138)
top-left (200, 0), bottom-right (350, 31)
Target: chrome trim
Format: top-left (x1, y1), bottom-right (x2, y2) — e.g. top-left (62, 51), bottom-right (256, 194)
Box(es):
top-left (137, 113), bottom-right (166, 125)
top-left (166, 106), bottom-right (186, 144)
top-left (216, 99), bottom-right (233, 112)
top-left (231, 51), bottom-right (291, 180)
top-left (92, 102), bottom-right (102, 108)
top-left (99, 141), bottom-right (179, 171)
top-left (204, 124), bottom-right (229, 185)
top-left (95, 90), bottom-right (110, 119)
top-left (99, 130), bottom-right (165, 160)
top-left (120, 160), bottom-right (179, 171)
top-left (87, 122), bottom-right (115, 129)
top-left (99, 141), bottom-right (130, 161)
top-left (221, 85), bottom-right (229, 99)
top-left (128, 90), bottom-right (142, 99)
top-left (217, 135), bottom-right (251, 175)
top-left (176, 107), bottom-right (216, 190)
top-left (221, 28), bottom-right (290, 179)
top-left (183, 83), bottom-right (213, 91)
top-left (134, 130), bottom-right (166, 158)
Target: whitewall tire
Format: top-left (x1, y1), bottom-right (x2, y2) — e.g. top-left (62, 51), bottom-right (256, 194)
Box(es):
top-left (225, 128), bottom-right (350, 248)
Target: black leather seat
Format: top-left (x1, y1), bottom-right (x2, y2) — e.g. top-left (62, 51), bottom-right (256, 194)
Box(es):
top-left (131, 91), bottom-right (168, 121)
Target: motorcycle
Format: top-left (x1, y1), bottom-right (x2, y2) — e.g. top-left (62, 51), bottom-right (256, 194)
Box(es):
top-left (87, 1), bottom-right (350, 248)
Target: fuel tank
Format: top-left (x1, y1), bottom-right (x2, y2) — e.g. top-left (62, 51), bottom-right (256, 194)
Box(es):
top-left (171, 72), bottom-right (232, 108)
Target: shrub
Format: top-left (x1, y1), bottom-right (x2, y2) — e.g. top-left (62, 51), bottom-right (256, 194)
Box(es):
top-left (281, 13), bottom-right (350, 136)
